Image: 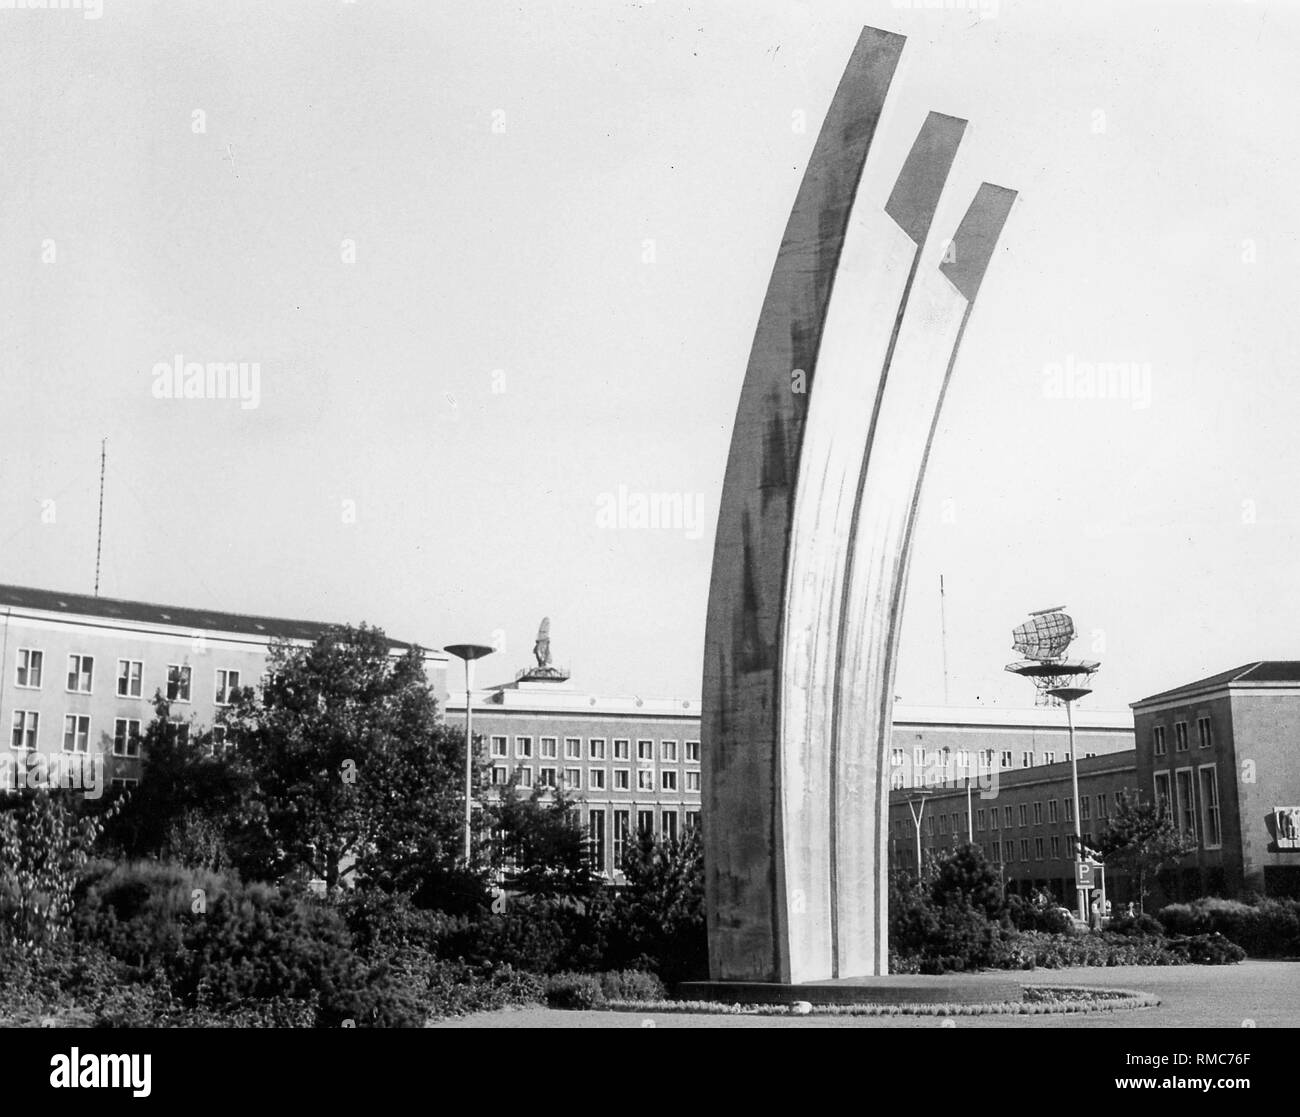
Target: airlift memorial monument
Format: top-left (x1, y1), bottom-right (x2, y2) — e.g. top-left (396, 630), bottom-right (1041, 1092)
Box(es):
top-left (696, 25), bottom-right (1018, 995)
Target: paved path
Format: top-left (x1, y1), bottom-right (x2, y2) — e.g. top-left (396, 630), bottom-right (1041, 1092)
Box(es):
top-left (429, 960), bottom-right (1298, 1028)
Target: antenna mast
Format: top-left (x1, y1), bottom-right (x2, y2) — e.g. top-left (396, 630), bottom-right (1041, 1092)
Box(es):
top-left (939, 573), bottom-right (950, 704)
top-left (94, 438), bottom-right (106, 596)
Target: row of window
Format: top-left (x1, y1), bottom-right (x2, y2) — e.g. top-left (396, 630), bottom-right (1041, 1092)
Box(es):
top-left (1154, 765), bottom-right (1222, 849)
top-left (1151, 716), bottom-right (1213, 757)
top-left (584, 808), bottom-right (700, 871)
top-left (895, 791), bottom-right (1126, 838)
top-left (14, 649), bottom-right (242, 705)
top-left (490, 763), bottom-right (701, 793)
top-left (489, 736), bottom-right (700, 763)
top-left (9, 710), bottom-right (226, 756)
top-left (888, 745), bottom-right (1097, 788)
top-left (900, 835), bottom-right (1098, 865)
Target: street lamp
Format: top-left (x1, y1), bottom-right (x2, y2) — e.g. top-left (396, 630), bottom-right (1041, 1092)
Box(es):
top-left (444, 643), bottom-right (495, 863)
top-left (1004, 607), bottom-right (1100, 923)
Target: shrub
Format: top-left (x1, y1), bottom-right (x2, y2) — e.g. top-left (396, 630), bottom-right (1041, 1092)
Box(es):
top-left (545, 972), bottom-right (605, 1010)
top-left (598, 970), bottom-right (666, 1001)
top-left (1107, 912), bottom-right (1164, 938)
top-left (1156, 897), bottom-right (1300, 957)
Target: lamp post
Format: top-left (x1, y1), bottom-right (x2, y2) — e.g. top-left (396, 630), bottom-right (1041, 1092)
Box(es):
top-left (1004, 607), bottom-right (1100, 924)
top-left (444, 643), bottom-right (494, 863)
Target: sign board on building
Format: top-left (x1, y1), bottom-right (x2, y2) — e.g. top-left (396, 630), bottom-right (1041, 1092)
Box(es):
top-left (1274, 807), bottom-right (1300, 850)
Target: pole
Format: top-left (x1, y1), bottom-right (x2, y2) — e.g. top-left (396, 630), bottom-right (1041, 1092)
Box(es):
top-left (909, 797), bottom-right (927, 873)
top-left (966, 771), bottom-right (974, 843)
top-left (463, 662), bottom-right (473, 863)
top-left (1066, 697), bottom-right (1086, 921)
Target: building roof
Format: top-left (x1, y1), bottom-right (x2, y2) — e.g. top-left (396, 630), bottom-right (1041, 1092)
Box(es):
top-left (1133, 661), bottom-right (1300, 706)
top-left (0, 582), bottom-right (433, 653)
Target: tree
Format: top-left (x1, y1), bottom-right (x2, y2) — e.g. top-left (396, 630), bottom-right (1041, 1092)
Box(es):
top-left (220, 625), bottom-right (474, 891)
top-left (604, 827), bottom-right (707, 983)
top-left (486, 782), bottom-right (600, 902)
top-left (1095, 788), bottom-right (1197, 912)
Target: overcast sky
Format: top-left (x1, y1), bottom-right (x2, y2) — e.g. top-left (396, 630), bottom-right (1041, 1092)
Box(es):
top-left (2, 0), bottom-right (1297, 712)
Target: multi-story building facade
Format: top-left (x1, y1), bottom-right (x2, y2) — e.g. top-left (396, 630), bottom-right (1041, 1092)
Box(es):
top-left (888, 750), bottom-right (1141, 905)
top-left (450, 675), bottom-right (1136, 879)
top-left (0, 583), bottom-right (446, 789)
top-left (1132, 662), bottom-right (1300, 901)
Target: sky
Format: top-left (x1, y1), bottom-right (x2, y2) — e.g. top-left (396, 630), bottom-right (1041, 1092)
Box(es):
top-left (2, 0), bottom-right (1298, 712)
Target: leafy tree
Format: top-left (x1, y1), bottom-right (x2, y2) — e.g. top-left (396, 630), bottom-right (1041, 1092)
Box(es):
top-left (604, 827), bottom-right (707, 983)
top-left (929, 842), bottom-right (1007, 922)
top-left (0, 791), bottom-right (116, 950)
top-left (219, 625), bottom-right (475, 891)
top-left (1096, 788), bottom-right (1197, 913)
top-left (101, 695), bottom-right (247, 870)
top-left (487, 783), bottom-right (600, 902)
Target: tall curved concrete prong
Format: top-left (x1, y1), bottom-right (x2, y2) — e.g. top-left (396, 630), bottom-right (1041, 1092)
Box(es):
top-left (777, 109), bottom-right (967, 983)
top-left (833, 181), bottom-right (1018, 978)
top-left (702, 25), bottom-right (906, 985)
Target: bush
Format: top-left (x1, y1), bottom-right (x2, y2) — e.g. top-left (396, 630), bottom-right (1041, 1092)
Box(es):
top-left (598, 970), bottom-right (666, 1002)
top-left (1165, 932), bottom-right (1246, 966)
top-left (1107, 912), bottom-right (1164, 937)
top-left (1157, 897), bottom-right (1300, 957)
top-left (545, 972), bottom-right (605, 1010)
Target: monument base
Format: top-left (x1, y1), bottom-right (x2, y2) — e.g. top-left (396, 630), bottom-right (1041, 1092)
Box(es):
top-left (677, 974), bottom-right (1024, 1006)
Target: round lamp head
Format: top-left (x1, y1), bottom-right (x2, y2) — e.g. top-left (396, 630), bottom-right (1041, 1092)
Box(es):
top-left (444, 643), bottom-right (495, 662)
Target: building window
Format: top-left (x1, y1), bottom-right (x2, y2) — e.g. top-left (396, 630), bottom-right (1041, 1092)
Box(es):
top-left (613, 810), bottom-right (630, 870)
top-left (540, 737), bottom-right (558, 759)
top-left (661, 739), bottom-right (678, 762)
top-left (613, 739), bottom-right (630, 761)
top-left (1035, 837), bottom-right (1044, 861)
top-left (1174, 722), bottom-right (1188, 752)
top-left (1000, 750), bottom-right (1012, 769)
top-left (1154, 771), bottom-right (1172, 818)
top-left (491, 736), bottom-right (508, 758)
top-left (516, 766), bottom-right (533, 788)
top-left (63, 714), bottom-right (90, 753)
top-left (166, 665), bottom-right (191, 703)
top-left (686, 770), bottom-right (701, 791)
top-left (1096, 794), bottom-right (1107, 819)
top-left (113, 718), bottom-right (142, 758)
top-left (491, 765), bottom-right (508, 785)
top-left (925, 816), bottom-right (934, 835)
top-left (1043, 751), bottom-right (1055, 765)
top-left (662, 811), bottom-right (678, 842)
top-left (515, 736), bottom-right (533, 759)
top-left (637, 769), bottom-right (655, 791)
top-left (1051, 835), bottom-right (1061, 859)
top-left (110, 778), bottom-right (139, 791)
top-left (588, 810), bottom-right (606, 873)
top-left (976, 809), bottom-right (986, 831)
top-left (1048, 799), bottom-right (1059, 823)
top-left (637, 809), bottom-right (654, 837)
top-left (1016, 804), bottom-right (1026, 828)
top-left (10, 711), bottom-right (38, 751)
top-left (564, 767), bottom-right (581, 790)
top-left (1080, 795), bottom-right (1091, 820)
top-left (15, 648), bottom-right (43, 689)
top-left (1197, 717), bottom-right (1212, 749)
top-left (685, 810), bottom-right (700, 831)
top-left (539, 767), bottom-right (557, 789)
top-left (564, 737), bottom-right (581, 759)
top-left (1033, 802), bottom-right (1043, 825)
top-left (1199, 766), bottom-right (1222, 848)
top-left (1020, 839), bottom-right (1030, 861)
top-left (1064, 799), bottom-right (1074, 823)
top-left (613, 769), bottom-right (630, 790)
top-left (661, 769), bottom-right (678, 791)
top-left (685, 740), bottom-right (700, 762)
top-left (1021, 751), bottom-right (1033, 768)
top-left (215, 668), bottom-right (240, 705)
top-left (939, 813), bottom-right (948, 834)
top-left (67, 654), bottom-right (94, 694)
top-left (913, 747), bottom-right (926, 788)
top-left (637, 739), bottom-right (654, 761)
top-left (1152, 725), bottom-right (1166, 756)
top-left (1175, 769), bottom-right (1196, 839)
top-left (169, 721), bottom-right (190, 748)
top-left (1004, 840), bottom-right (1015, 862)
top-left (590, 738), bottom-right (607, 761)
top-left (116, 659), bottom-right (144, 698)
top-left (990, 808), bottom-right (999, 831)
top-left (589, 768), bottom-right (606, 791)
